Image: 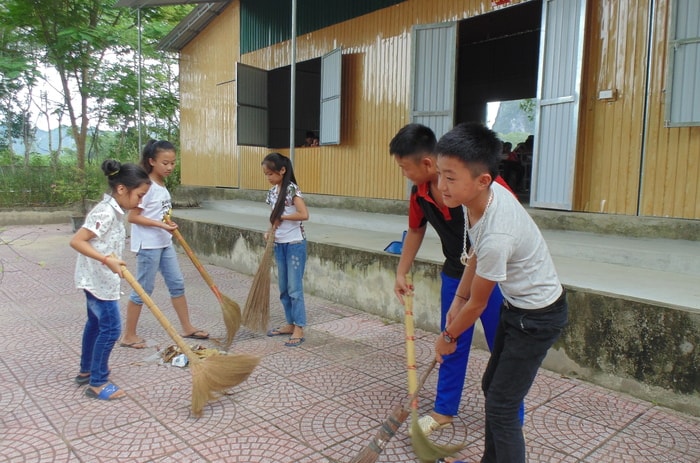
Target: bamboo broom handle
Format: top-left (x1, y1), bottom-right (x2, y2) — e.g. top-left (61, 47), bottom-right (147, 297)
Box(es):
top-left (121, 266), bottom-right (201, 363)
top-left (404, 274), bottom-right (418, 398)
top-left (164, 215), bottom-right (221, 297)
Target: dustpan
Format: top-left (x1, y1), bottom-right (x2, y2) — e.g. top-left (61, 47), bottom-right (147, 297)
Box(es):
top-left (384, 230), bottom-right (407, 254)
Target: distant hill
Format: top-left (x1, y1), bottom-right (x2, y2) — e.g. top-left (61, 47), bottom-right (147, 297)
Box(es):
top-left (2, 126), bottom-right (76, 155)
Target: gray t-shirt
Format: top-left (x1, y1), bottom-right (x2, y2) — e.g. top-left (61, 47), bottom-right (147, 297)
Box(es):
top-left (469, 182), bottom-right (562, 310)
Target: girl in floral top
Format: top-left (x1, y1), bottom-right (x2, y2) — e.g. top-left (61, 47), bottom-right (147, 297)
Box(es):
top-left (262, 153), bottom-right (309, 347)
top-left (70, 160), bottom-right (150, 400)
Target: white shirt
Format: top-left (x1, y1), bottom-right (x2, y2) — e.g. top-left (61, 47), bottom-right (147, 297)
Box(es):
top-left (130, 181), bottom-right (173, 252)
top-left (266, 182), bottom-right (305, 243)
top-left (74, 194), bottom-right (125, 301)
top-left (470, 182), bottom-right (562, 310)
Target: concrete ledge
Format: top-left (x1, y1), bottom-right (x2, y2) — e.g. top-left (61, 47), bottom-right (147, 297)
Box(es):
top-left (175, 216), bottom-right (700, 417)
top-left (174, 186), bottom-right (700, 241)
top-left (0, 208), bottom-right (76, 226)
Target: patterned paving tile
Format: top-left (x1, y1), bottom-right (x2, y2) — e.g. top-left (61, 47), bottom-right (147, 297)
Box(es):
top-left (147, 446), bottom-right (210, 463)
top-left (524, 369), bottom-right (579, 410)
top-left (618, 407), bottom-right (700, 459)
top-left (584, 430), bottom-right (698, 462)
top-left (70, 417), bottom-right (190, 462)
top-left (343, 349), bottom-right (406, 383)
top-left (0, 426), bottom-right (77, 463)
top-left (260, 347), bottom-right (334, 377)
top-left (544, 382), bottom-right (652, 429)
top-left (289, 364), bottom-right (379, 400)
top-left (1, 224), bottom-right (699, 463)
top-left (525, 403), bottom-right (618, 460)
top-left (192, 423), bottom-right (319, 462)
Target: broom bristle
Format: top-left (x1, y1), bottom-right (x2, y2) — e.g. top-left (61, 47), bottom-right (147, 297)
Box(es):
top-left (221, 294), bottom-right (242, 348)
top-left (242, 235), bottom-right (275, 333)
top-left (191, 353), bottom-right (260, 416)
top-left (410, 409), bottom-right (464, 462)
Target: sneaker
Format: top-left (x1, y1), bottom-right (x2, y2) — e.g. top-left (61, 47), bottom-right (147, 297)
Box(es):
top-left (409, 414), bottom-right (451, 437)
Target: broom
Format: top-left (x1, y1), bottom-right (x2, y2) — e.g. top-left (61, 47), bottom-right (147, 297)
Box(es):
top-left (350, 359), bottom-right (437, 463)
top-left (121, 265), bottom-right (259, 417)
top-left (164, 211), bottom-right (241, 348)
top-left (404, 275), bottom-right (464, 463)
top-left (241, 227), bottom-right (275, 333)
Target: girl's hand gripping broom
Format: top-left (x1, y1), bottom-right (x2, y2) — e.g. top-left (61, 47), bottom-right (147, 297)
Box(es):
top-left (404, 275), bottom-right (463, 462)
top-left (242, 227), bottom-right (275, 333)
top-left (122, 265), bottom-right (259, 417)
top-left (165, 211), bottom-right (241, 349)
top-left (350, 360), bottom-right (437, 463)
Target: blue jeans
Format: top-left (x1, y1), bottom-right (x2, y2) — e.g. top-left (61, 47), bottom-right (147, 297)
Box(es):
top-left (129, 245), bottom-right (185, 305)
top-left (434, 272), bottom-right (502, 417)
top-left (80, 290), bottom-right (121, 386)
top-left (481, 291), bottom-right (568, 463)
top-left (274, 240), bottom-right (307, 327)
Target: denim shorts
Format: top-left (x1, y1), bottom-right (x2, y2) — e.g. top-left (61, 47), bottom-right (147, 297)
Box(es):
top-left (129, 245), bottom-right (185, 304)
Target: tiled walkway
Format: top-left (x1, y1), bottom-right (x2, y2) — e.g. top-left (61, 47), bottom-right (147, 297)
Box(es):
top-left (1, 224), bottom-right (698, 463)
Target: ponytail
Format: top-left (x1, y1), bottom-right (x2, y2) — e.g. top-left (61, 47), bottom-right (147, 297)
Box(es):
top-left (261, 152), bottom-right (297, 224)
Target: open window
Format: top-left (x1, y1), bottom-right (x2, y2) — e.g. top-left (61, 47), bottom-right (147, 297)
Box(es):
top-left (236, 48), bottom-right (342, 148)
top-left (665, 0), bottom-right (700, 127)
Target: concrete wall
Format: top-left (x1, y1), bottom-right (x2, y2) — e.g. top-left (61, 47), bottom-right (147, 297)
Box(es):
top-left (175, 217), bottom-right (700, 417)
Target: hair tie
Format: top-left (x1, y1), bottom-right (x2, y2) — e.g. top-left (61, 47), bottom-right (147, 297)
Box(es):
top-left (109, 169), bottom-right (120, 177)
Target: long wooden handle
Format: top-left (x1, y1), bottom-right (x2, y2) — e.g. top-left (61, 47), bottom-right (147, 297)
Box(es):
top-left (122, 265), bottom-right (200, 363)
top-left (404, 359), bottom-right (436, 410)
top-left (404, 274), bottom-right (419, 400)
top-left (168, 223), bottom-right (222, 301)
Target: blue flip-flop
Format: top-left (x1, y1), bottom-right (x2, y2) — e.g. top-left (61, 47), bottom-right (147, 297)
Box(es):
top-left (267, 327), bottom-right (293, 337)
top-left (85, 383), bottom-right (124, 400)
top-left (284, 337), bottom-right (305, 347)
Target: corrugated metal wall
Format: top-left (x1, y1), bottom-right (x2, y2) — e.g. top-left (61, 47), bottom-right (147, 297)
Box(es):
top-left (240, 0), bottom-right (406, 54)
top-left (236, 0), bottom-right (533, 198)
top-left (576, 0), bottom-right (700, 219)
top-left (179, 6), bottom-right (239, 188)
top-left (178, 0), bottom-right (700, 219)
top-left (639, 0), bottom-right (700, 218)
top-left (576, 0), bottom-right (649, 215)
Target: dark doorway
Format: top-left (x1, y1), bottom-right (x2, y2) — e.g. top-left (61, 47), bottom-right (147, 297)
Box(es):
top-left (455, 0), bottom-right (542, 122)
top-left (455, 0), bottom-right (542, 197)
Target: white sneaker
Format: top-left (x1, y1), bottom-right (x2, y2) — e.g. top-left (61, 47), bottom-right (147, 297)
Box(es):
top-left (409, 414), bottom-right (451, 437)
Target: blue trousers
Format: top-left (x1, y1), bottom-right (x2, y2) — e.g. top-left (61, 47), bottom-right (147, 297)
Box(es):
top-left (274, 240), bottom-right (307, 327)
top-left (434, 273), bottom-right (501, 416)
top-left (435, 273), bottom-right (524, 424)
top-left (80, 290), bottom-right (121, 386)
top-left (481, 294), bottom-right (568, 463)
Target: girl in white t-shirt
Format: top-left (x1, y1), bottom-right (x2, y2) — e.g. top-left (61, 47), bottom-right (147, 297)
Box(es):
top-left (262, 153), bottom-right (310, 347)
top-left (120, 140), bottom-right (209, 349)
top-left (70, 160), bottom-right (151, 400)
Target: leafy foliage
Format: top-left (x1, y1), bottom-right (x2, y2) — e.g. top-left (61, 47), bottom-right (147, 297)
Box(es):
top-left (1, 0), bottom-right (192, 174)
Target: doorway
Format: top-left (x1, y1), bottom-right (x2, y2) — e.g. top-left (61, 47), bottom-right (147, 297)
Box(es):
top-left (455, 0), bottom-right (542, 199)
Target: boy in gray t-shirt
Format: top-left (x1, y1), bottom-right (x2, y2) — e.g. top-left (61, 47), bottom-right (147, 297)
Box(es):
top-left (433, 122), bottom-right (568, 463)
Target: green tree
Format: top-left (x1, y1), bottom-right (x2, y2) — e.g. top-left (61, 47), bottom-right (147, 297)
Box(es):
top-left (3, 0), bottom-right (191, 171)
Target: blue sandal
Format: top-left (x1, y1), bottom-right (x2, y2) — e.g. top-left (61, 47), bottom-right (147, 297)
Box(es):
top-left (85, 383), bottom-right (124, 400)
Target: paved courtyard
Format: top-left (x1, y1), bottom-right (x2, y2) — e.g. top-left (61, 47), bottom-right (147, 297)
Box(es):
top-left (1, 224), bottom-right (698, 462)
